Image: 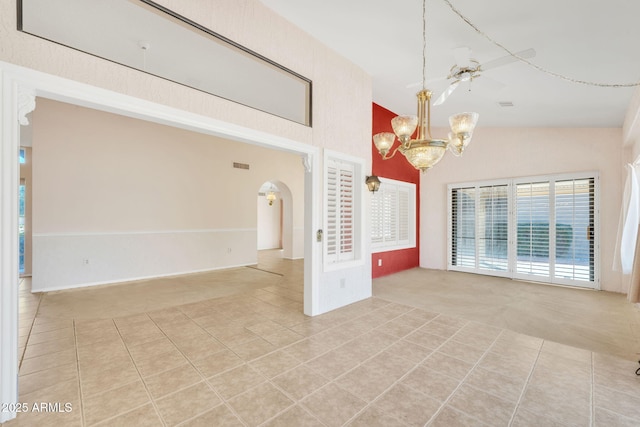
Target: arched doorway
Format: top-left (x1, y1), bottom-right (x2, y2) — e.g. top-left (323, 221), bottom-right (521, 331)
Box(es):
top-left (257, 180), bottom-right (295, 259)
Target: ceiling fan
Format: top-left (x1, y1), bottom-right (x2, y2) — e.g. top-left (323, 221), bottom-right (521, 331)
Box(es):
top-left (416, 47), bottom-right (536, 105)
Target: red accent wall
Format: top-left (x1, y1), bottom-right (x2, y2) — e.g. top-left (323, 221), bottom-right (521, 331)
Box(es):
top-left (371, 102), bottom-right (420, 278)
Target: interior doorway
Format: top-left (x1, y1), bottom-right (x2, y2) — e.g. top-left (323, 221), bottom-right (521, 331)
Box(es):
top-left (1, 62), bottom-right (320, 423)
top-left (257, 180), bottom-right (297, 261)
top-left (18, 147), bottom-right (32, 278)
top-left (258, 181), bottom-right (283, 251)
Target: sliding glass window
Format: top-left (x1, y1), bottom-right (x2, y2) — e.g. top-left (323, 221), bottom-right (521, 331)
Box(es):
top-left (449, 173), bottom-right (599, 289)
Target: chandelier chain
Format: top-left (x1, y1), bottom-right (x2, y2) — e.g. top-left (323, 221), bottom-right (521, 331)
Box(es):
top-left (422, 0), bottom-right (427, 90)
top-left (441, 0), bottom-right (640, 88)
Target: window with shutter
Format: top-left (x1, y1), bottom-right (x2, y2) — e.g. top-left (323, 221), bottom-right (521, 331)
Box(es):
top-left (451, 187), bottom-right (476, 269)
top-left (449, 173), bottom-right (598, 288)
top-left (325, 158), bottom-right (357, 264)
top-left (371, 177), bottom-right (416, 252)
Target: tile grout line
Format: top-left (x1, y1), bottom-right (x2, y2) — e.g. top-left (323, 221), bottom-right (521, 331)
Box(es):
top-left (590, 351), bottom-right (595, 427)
top-left (111, 316), bottom-right (168, 427)
top-left (18, 286), bottom-right (43, 371)
top-left (339, 311), bottom-right (452, 426)
top-left (506, 336), bottom-right (543, 427)
top-left (145, 310), bottom-right (250, 427)
top-left (72, 319), bottom-right (87, 427)
top-left (223, 302), bottom-right (411, 426)
top-left (421, 324), bottom-right (507, 427)
top-left (337, 310), bottom-right (511, 426)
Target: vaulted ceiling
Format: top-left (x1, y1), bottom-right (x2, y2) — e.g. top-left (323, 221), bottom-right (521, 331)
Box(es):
top-left (261, 0), bottom-right (640, 128)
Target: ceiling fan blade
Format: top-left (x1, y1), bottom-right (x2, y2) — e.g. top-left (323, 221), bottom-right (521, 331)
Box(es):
top-left (434, 81), bottom-right (460, 106)
top-left (481, 48), bottom-right (536, 71)
top-left (452, 46), bottom-right (472, 68)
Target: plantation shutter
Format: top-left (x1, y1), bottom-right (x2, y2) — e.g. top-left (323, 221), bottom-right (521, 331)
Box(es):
top-left (383, 189), bottom-right (397, 244)
top-left (339, 166), bottom-right (354, 260)
top-left (451, 187), bottom-right (476, 268)
top-left (371, 178), bottom-right (416, 251)
top-left (325, 159), bottom-right (355, 264)
top-left (450, 173), bottom-right (598, 288)
top-left (398, 188), bottom-right (410, 243)
top-left (516, 181), bottom-right (551, 278)
top-left (554, 178), bottom-right (595, 282)
top-left (326, 163), bottom-right (338, 262)
top-left (477, 185), bottom-right (509, 272)
top-left (371, 189), bottom-right (384, 245)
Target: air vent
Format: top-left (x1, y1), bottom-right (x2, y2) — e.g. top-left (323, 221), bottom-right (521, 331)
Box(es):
top-left (498, 101), bottom-right (514, 107)
top-left (233, 162), bottom-right (250, 170)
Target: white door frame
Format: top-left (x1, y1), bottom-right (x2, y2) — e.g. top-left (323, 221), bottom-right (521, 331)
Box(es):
top-left (0, 60), bottom-right (321, 422)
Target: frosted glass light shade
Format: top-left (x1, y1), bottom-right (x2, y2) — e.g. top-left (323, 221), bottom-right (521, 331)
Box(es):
top-left (399, 140), bottom-right (447, 172)
top-left (372, 132), bottom-right (396, 156)
top-left (449, 112), bottom-right (479, 135)
top-left (448, 132), bottom-right (467, 157)
top-left (391, 115), bottom-right (418, 141)
top-left (266, 191), bottom-right (276, 206)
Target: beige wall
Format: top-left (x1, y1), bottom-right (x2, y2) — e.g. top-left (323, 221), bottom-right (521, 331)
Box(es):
top-left (0, 0), bottom-right (371, 156)
top-left (31, 98), bottom-right (306, 290)
top-left (421, 127), bottom-right (625, 293)
top-left (1, 0), bottom-right (373, 308)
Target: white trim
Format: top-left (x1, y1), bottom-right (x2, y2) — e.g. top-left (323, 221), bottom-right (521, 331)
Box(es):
top-left (32, 228), bottom-right (257, 237)
top-left (36, 263), bottom-right (256, 293)
top-left (0, 66), bottom-right (20, 425)
top-left (0, 60), bottom-right (320, 422)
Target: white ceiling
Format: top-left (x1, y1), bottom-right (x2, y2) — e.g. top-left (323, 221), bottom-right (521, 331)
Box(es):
top-left (260, 0), bottom-right (640, 128)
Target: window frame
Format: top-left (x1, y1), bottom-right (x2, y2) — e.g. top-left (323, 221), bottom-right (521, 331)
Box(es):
top-left (371, 177), bottom-right (416, 253)
top-left (447, 171), bottom-right (600, 289)
top-left (323, 151), bottom-right (365, 271)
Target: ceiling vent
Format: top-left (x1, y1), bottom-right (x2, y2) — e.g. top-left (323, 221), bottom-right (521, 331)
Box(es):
top-left (498, 101), bottom-right (514, 107)
top-left (233, 162), bottom-right (250, 170)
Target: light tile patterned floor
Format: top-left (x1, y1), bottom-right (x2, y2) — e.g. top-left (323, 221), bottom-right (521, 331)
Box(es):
top-left (5, 254), bottom-right (640, 426)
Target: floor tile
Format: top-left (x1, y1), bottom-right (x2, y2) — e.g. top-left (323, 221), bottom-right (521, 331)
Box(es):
top-left (228, 382), bottom-right (294, 426)
top-left (208, 364), bottom-right (266, 399)
top-left (93, 404), bottom-right (162, 427)
top-left (82, 380), bottom-right (150, 426)
top-left (302, 383), bottom-right (366, 427)
top-left (192, 348), bottom-right (244, 378)
top-left (18, 362), bottom-right (77, 396)
top-left (335, 364), bottom-right (396, 402)
top-left (262, 404), bottom-right (324, 427)
top-left (143, 363), bottom-right (202, 399)
top-left (448, 384), bottom-right (516, 426)
top-left (14, 252), bottom-right (640, 427)
top-left (178, 404), bottom-right (245, 427)
top-left (249, 350), bottom-right (301, 379)
top-left (429, 405), bottom-right (489, 427)
top-left (372, 383), bottom-right (441, 426)
top-left (401, 365), bottom-right (460, 402)
top-left (347, 406), bottom-right (406, 427)
top-left (155, 381), bottom-right (221, 426)
top-left (272, 365), bottom-right (329, 401)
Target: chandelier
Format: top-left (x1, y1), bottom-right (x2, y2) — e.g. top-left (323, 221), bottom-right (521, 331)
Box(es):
top-left (372, 0), bottom-right (479, 173)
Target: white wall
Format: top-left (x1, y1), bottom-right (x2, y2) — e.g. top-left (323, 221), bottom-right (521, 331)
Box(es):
top-left (421, 127), bottom-right (624, 293)
top-left (31, 98), bottom-right (305, 291)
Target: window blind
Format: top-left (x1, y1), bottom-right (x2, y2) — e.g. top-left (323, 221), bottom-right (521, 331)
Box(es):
top-left (449, 173), bottom-right (598, 288)
top-left (371, 178), bottom-right (416, 252)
